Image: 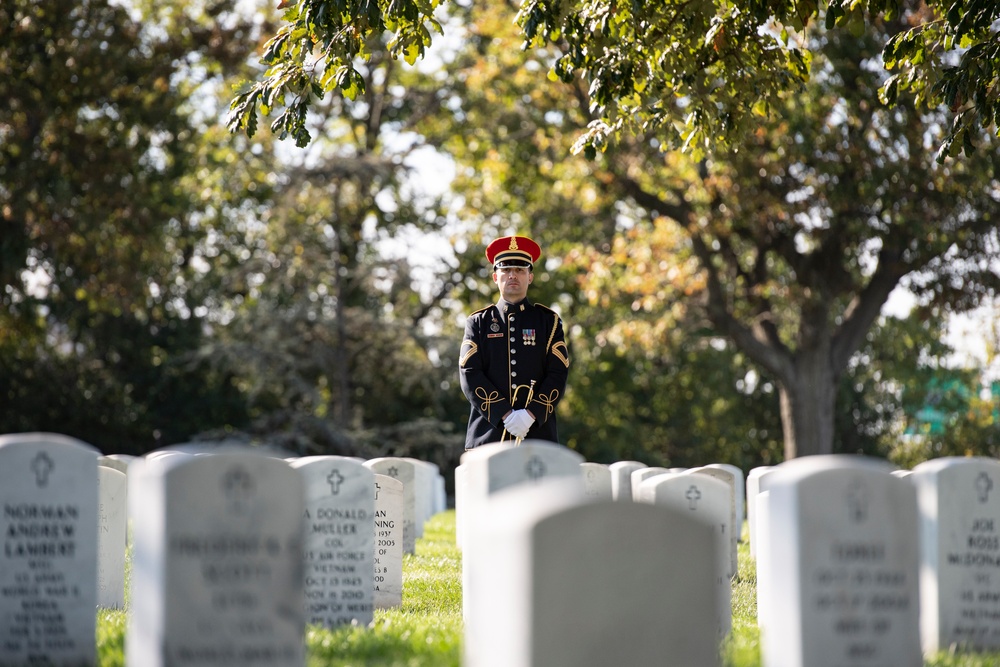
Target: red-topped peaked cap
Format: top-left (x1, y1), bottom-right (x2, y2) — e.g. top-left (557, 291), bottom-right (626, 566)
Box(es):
top-left (485, 235), bottom-right (541, 269)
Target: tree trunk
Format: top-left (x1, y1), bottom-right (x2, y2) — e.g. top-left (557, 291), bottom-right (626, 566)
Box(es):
top-left (778, 346), bottom-right (838, 459)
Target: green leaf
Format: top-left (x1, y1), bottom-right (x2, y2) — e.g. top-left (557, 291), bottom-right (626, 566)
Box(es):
top-left (262, 31), bottom-right (291, 65)
top-left (825, 5), bottom-right (840, 30)
top-left (403, 41), bottom-right (421, 65)
top-left (342, 76), bottom-right (361, 100)
top-left (847, 11), bottom-right (866, 37)
top-left (225, 88), bottom-right (262, 137)
top-left (879, 75), bottom-right (899, 106)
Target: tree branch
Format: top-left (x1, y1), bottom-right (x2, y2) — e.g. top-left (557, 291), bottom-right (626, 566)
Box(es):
top-left (829, 244), bottom-right (908, 371)
top-left (689, 233), bottom-right (795, 383)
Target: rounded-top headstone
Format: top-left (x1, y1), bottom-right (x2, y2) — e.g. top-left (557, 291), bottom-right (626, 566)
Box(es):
top-left (126, 449), bottom-right (306, 667)
top-left (0, 433), bottom-right (100, 666)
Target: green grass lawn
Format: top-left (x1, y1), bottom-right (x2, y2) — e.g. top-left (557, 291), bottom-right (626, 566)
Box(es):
top-left (95, 510), bottom-right (1000, 666)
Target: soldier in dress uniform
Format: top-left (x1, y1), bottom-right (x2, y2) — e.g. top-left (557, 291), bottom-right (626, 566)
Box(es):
top-left (459, 235), bottom-right (570, 449)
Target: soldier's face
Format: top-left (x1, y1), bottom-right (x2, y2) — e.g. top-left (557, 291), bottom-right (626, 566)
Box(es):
top-left (494, 266), bottom-right (533, 302)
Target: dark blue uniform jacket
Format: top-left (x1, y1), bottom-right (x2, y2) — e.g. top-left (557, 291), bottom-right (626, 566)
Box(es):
top-left (459, 298), bottom-right (569, 449)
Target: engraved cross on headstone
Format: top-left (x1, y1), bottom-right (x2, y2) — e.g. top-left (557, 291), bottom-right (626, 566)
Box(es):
top-left (976, 472), bottom-right (994, 503)
top-left (223, 465), bottom-right (254, 512)
top-left (327, 469), bottom-right (344, 495)
top-left (526, 456), bottom-right (546, 481)
top-left (685, 485), bottom-right (702, 510)
top-left (375, 482), bottom-right (381, 500)
top-left (31, 451), bottom-right (54, 487)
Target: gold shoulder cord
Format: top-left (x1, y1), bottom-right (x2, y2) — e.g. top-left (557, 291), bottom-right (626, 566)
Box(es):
top-left (545, 313), bottom-right (559, 353)
top-left (545, 314), bottom-right (570, 367)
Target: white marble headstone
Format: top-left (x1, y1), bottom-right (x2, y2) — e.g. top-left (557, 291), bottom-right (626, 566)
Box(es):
top-left (99, 455), bottom-right (131, 475)
top-left (465, 480), bottom-right (721, 667)
top-left (140, 450), bottom-right (192, 477)
top-left (912, 456), bottom-right (1000, 652)
top-left (432, 466), bottom-right (447, 516)
top-left (0, 434), bottom-right (99, 666)
top-left (97, 466), bottom-right (127, 609)
top-left (755, 488), bottom-right (771, 626)
top-left (759, 455), bottom-right (921, 667)
top-left (404, 458), bottom-right (435, 538)
top-left (608, 460), bottom-right (646, 502)
top-left (629, 467), bottom-right (671, 500)
top-left (689, 466), bottom-right (739, 575)
top-left (106, 453), bottom-right (136, 466)
top-left (636, 471), bottom-right (733, 638)
top-left (460, 442), bottom-right (585, 543)
top-left (372, 474), bottom-right (404, 610)
top-left (706, 463), bottom-right (745, 541)
top-left (460, 442), bottom-right (585, 620)
top-left (291, 456), bottom-right (374, 628)
top-left (126, 450), bottom-right (305, 667)
top-left (580, 462), bottom-right (612, 500)
top-left (746, 465), bottom-right (774, 558)
top-left (455, 463), bottom-right (467, 551)
top-left (364, 458), bottom-right (417, 554)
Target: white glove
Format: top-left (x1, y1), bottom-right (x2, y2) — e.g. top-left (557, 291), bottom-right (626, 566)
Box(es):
top-left (504, 409), bottom-right (535, 439)
top-left (504, 413), bottom-right (529, 439)
top-left (502, 411), bottom-right (521, 437)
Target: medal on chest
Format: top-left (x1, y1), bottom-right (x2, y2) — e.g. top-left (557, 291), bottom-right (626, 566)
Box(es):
top-left (522, 329), bottom-right (536, 346)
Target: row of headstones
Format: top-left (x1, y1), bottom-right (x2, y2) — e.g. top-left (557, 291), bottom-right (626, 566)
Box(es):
top-left (747, 455), bottom-right (1000, 665)
top-left (456, 441), bottom-right (1000, 667)
top-left (0, 432), bottom-right (445, 666)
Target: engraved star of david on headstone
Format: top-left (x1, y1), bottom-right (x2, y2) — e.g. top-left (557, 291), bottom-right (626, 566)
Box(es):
top-left (976, 472), bottom-right (994, 503)
top-left (685, 485), bottom-right (702, 510)
top-left (847, 479), bottom-right (868, 523)
top-left (387, 466), bottom-right (399, 478)
top-left (327, 469), bottom-right (344, 495)
top-left (31, 452), bottom-right (54, 487)
top-left (526, 456), bottom-right (546, 481)
top-left (222, 466), bottom-right (254, 512)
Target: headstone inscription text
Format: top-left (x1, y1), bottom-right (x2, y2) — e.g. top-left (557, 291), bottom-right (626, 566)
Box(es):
top-left (913, 457), bottom-right (1000, 652)
top-left (0, 433), bottom-right (99, 666)
top-left (372, 475), bottom-right (403, 609)
top-left (364, 458), bottom-right (417, 555)
top-left (761, 456), bottom-right (921, 667)
top-left (126, 450), bottom-right (305, 667)
top-left (292, 456), bottom-right (374, 628)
